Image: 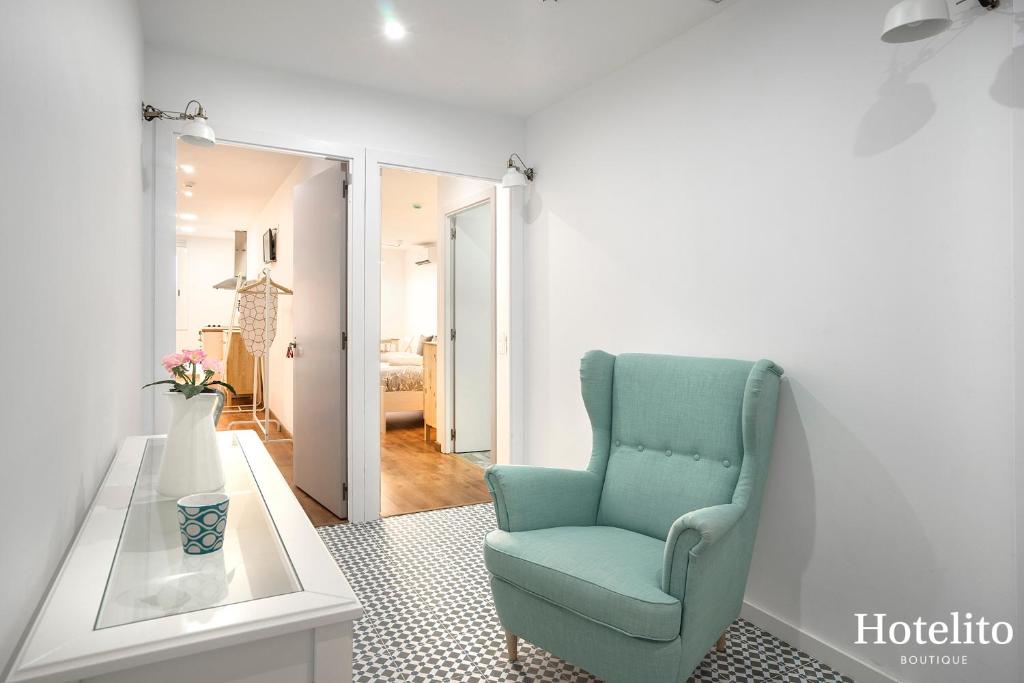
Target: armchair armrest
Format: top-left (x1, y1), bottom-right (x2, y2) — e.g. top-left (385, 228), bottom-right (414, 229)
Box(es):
top-left (661, 503), bottom-right (744, 598)
top-left (484, 465), bottom-right (602, 532)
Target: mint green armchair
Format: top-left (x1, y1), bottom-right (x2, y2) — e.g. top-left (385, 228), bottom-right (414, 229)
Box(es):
top-left (484, 351), bottom-right (784, 683)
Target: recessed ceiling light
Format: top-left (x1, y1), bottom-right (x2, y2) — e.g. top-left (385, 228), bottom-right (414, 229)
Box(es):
top-left (179, 164), bottom-right (195, 174)
top-left (182, 190), bottom-right (193, 198)
top-left (178, 212), bottom-right (198, 220)
top-left (177, 225), bottom-right (196, 233)
top-left (383, 19), bottom-right (406, 41)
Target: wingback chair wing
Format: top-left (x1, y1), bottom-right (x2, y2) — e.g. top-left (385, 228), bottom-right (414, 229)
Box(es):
top-left (484, 351), bottom-right (784, 683)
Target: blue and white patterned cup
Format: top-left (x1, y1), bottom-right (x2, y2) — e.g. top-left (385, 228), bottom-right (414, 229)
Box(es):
top-left (177, 493), bottom-right (230, 555)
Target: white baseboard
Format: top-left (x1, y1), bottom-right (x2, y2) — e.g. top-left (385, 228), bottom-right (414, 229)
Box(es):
top-left (741, 600), bottom-right (898, 683)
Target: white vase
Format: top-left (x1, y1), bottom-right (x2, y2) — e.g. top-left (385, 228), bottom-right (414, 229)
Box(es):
top-left (157, 392), bottom-right (225, 497)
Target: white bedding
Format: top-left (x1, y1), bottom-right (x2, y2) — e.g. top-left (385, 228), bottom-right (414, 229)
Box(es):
top-left (382, 351), bottom-right (423, 366)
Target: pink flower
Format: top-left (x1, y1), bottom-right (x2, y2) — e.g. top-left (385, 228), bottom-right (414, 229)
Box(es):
top-left (204, 358), bottom-right (224, 374)
top-left (161, 352), bottom-right (185, 374)
top-left (183, 349), bottom-right (207, 366)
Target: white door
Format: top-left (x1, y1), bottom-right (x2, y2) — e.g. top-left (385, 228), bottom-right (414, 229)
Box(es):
top-left (292, 163), bottom-right (348, 518)
top-left (175, 244), bottom-right (189, 350)
top-left (451, 201), bottom-right (493, 454)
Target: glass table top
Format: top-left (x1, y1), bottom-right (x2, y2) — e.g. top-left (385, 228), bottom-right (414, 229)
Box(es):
top-left (95, 434), bottom-right (301, 629)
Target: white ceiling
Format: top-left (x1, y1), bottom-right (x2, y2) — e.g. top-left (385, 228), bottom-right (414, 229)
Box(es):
top-left (140, 0), bottom-right (727, 116)
top-left (381, 168), bottom-right (439, 248)
top-left (175, 142), bottom-right (301, 239)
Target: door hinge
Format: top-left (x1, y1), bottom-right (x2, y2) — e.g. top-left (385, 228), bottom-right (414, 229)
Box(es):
top-left (450, 226), bottom-right (456, 240)
top-left (342, 482), bottom-right (348, 501)
top-left (450, 427), bottom-right (456, 442)
top-left (450, 328), bottom-right (456, 341)
top-left (342, 180), bottom-right (349, 199)
top-left (342, 331), bottom-right (348, 350)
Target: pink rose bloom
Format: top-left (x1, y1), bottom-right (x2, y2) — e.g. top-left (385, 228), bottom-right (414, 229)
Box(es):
top-left (161, 352), bottom-right (185, 374)
top-left (204, 358), bottom-right (224, 374)
top-left (183, 349), bottom-right (207, 366)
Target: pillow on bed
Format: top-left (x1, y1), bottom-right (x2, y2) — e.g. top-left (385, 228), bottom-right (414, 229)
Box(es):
top-left (382, 351), bottom-right (423, 366)
top-left (414, 334), bottom-right (431, 355)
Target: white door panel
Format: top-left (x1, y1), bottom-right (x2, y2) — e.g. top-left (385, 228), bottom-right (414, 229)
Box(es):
top-left (451, 201), bottom-right (493, 454)
top-left (293, 164), bottom-right (348, 518)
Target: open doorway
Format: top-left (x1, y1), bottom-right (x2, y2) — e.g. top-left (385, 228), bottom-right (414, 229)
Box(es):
top-left (378, 168), bottom-right (496, 516)
top-left (173, 140), bottom-right (349, 527)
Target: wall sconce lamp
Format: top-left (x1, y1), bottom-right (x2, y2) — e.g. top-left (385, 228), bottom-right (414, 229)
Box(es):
top-left (502, 153), bottom-right (535, 188)
top-left (881, 0), bottom-right (1000, 43)
top-left (141, 99), bottom-right (217, 147)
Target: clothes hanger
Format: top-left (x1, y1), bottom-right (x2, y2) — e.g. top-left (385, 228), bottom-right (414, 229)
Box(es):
top-left (239, 268), bottom-right (293, 295)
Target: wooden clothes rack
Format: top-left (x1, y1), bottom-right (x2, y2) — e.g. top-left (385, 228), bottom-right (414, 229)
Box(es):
top-left (226, 268), bottom-right (293, 444)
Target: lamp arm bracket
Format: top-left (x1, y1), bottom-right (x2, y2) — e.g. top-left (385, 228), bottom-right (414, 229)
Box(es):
top-left (141, 101), bottom-right (209, 122)
top-left (506, 153), bottom-right (536, 182)
top-left (954, 0), bottom-right (1000, 8)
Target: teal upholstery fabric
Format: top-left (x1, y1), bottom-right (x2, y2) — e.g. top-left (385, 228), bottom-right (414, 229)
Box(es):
top-left (484, 466), bottom-right (601, 532)
top-left (598, 355), bottom-right (752, 540)
top-left (485, 351), bottom-right (783, 683)
top-left (485, 526), bottom-right (681, 641)
top-left (491, 576), bottom-right (683, 683)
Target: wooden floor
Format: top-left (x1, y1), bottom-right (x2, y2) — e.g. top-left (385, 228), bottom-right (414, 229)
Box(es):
top-left (380, 412), bottom-right (492, 518)
top-left (217, 411), bottom-right (344, 527)
top-left (218, 409), bottom-right (491, 525)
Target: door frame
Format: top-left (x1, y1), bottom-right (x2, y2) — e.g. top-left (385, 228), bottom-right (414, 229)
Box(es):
top-left (147, 128), bottom-right (525, 524)
top-left (442, 192), bottom-right (496, 456)
top-left (367, 148), bottom-right (525, 521)
top-left (145, 120), bottom-right (368, 518)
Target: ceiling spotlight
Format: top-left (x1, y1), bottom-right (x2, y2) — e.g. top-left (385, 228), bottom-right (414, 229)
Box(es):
top-left (384, 19), bottom-right (407, 40)
top-left (178, 212), bottom-right (198, 221)
top-left (177, 225), bottom-right (196, 234)
top-left (142, 99), bottom-right (216, 147)
top-left (179, 164), bottom-right (195, 174)
top-left (501, 153), bottom-right (535, 188)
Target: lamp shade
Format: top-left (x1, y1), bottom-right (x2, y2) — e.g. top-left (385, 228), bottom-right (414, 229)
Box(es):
top-left (180, 117), bottom-right (216, 147)
top-left (501, 166), bottom-right (527, 188)
top-left (881, 0), bottom-right (951, 43)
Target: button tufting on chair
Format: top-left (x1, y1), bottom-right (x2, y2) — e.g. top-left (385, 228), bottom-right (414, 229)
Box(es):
top-left (693, 453), bottom-right (701, 461)
top-left (723, 460), bottom-right (731, 468)
top-left (637, 444), bottom-right (645, 452)
top-left (665, 450), bottom-right (672, 457)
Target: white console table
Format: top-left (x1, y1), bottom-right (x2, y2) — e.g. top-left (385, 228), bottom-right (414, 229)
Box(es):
top-left (5, 431), bottom-right (362, 683)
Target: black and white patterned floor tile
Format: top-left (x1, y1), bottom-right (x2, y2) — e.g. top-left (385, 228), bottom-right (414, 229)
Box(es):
top-left (318, 504), bottom-right (853, 683)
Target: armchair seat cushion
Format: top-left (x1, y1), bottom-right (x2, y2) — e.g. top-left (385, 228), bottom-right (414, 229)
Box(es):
top-left (484, 526), bottom-right (680, 642)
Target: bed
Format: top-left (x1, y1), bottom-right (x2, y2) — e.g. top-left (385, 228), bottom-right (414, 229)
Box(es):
top-left (380, 349), bottom-right (425, 433)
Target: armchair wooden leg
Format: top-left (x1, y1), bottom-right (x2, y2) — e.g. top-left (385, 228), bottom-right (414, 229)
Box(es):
top-left (716, 633), bottom-right (727, 653)
top-left (505, 632), bottom-right (518, 662)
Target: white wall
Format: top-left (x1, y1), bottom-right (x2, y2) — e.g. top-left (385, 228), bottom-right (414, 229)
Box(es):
top-left (381, 247), bottom-right (436, 343)
top-left (246, 156), bottom-right (335, 435)
top-left (403, 246), bottom-right (438, 339)
top-left (0, 0), bottom-right (144, 673)
top-left (1011, 4), bottom-right (1024, 682)
top-left (522, 1), bottom-right (1016, 682)
top-left (178, 236), bottom-right (236, 348)
top-left (144, 47), bottom-right (523, 170)
top-left (381, 249), bottom-right (407, 340)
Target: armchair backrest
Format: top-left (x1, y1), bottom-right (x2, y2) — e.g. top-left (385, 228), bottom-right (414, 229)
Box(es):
top-left (580, 351), bottom-right (783, 541)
